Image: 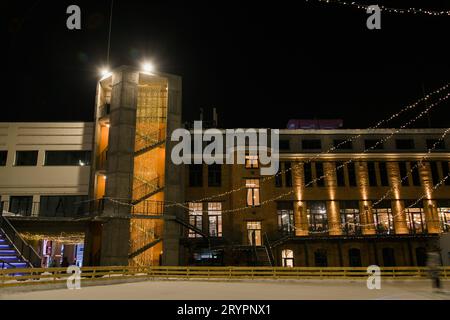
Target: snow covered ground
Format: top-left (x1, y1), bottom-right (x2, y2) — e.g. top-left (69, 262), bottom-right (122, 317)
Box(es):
top-left (1, 279), bottom-right (450, 300)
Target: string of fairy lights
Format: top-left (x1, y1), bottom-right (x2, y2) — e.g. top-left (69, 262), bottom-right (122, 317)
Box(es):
top-left (304, 0), bottom-right (450, 16)
top-left (111, 90), bottom-right (450, 217)
top-left (165, 82), bottom-right (450, 206)
top-left (71, 82), bottom-right (450, 223)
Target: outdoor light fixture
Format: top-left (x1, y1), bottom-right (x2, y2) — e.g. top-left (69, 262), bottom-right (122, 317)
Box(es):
top-left (142, 61), bottom-right (155, 73)
top-left (100, 68), bottom-right (111, 78)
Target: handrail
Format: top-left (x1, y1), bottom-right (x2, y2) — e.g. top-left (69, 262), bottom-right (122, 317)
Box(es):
top-left (0, 216), bottom-right (41, 267)
top-left (1, 266), bottom-right (449, 287)
top-left (263, 233), bottom-right (275, 266)
top-left (0, 259), bottom-right (16, 269)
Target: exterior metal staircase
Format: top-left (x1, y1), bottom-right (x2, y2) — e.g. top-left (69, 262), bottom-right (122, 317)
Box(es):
top-left (134, 128), bottom-right (165, 156)
top-left (129, 238), bottom-right (163, 259)
top-left (0, 216), bottom-right (41, 269)
top-left (132, 176), bottom-right (164, 205)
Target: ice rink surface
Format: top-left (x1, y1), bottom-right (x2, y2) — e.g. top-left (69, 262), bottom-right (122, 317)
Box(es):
top-left (1, 279), bottom-right (450, 300)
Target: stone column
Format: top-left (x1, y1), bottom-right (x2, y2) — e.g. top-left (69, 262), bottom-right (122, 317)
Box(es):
top-left (100, 67), bottom-right (139, 266)
top-left (425, 200), bottom-right (441, 234)
top-left (294, 200), bottom-right (308, 236)
top-left (360, 201), bottom-right (376, 235)
top-left (327, 201), bottom-right (342, 236)
top-left (392, 199), bottom-right (409, 234)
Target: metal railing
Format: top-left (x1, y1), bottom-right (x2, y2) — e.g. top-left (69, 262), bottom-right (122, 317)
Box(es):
top-left (89, 198), bottom-right (165, 216)
top-left (0, 216), bottom-right (41, 267)
top-left (1, 201), bottom-right (92, 218)
top-left (1, 266), bottom-right (449, 287)
top-left (97, 147), bottom-right (108, 171)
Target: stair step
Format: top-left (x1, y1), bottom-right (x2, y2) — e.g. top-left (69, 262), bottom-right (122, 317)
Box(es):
top-left (0, 250), bottom-right (16, 254)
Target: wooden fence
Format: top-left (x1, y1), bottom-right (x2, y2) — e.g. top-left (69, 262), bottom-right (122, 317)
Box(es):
top-left (1, 266), bottom-right (449, 287)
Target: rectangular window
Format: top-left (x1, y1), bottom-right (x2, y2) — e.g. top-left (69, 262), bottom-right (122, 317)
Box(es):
top-left (44, 151), bottom-right (91, 166)
top-left (207, 164), bottom-right (221, 187)
top-left (277, 201), bottom-right (294, 235)
top-left (441, 162), bottom-right (450, 186)
top-left (39, 195), bottom-right (88, 217)
top-left (304, 162), bottom-right (313, 187)
top-left (333, 139), bottom-right (353, 150)
top-left (189, 164), bottom-right (203, 187)
top-left (426, 139), bottom-right (445, 150)
top-left (9, 196), bottom-right (33, 216)
top-left (0, 151), bottom-right (7, 166)
top-left (246, 179), bottom-right (260, 207)
top-left (347, 162), bottom-right (357, 187)
top-left (404, 201), bottom-right (426, 234)
top-left (411, 162), bottom-right (421, 186)
top-left (315, 162), bottom-right (325, 187)
top-left (379, 162), bottom-right (389, 186)
top-left (429, 161), bottom-right (440, 185)
top-left (208, 202), bottom-right (222, 237)
top-left (399, 162), bottom-right (409, 186)
top-left (373, 201), bottom-right (394, 234)
top-left (438, 200), bottom-right (450, 232)
top-left (245, 155), bottom-right (259, 169)
top-left (247, 221), bottom-right (262, 246)
top-left (336, 162), bottom-right (345, 187)
top-left (285, 162), bottom-right (293, 187)
top-left (340, 201), bottom-right (360, 235)
top-left (275, 165), bottom-right (283, 188)
top-left (15, 151), bottom-right (38, 166)
top-left (279, 140), bottom-right (290, 151)
top-left (307, 201), bottom-right (328, 232)
top-left (302, 139), bottom-right (321, 150)
top-left (367, 162), bottom-right (377, 187)
top-left (364, 139), bottom-right (384, 150)
top-left (396, 139), bottom-right (415, 150)
top-left (188, 202), bottom-right (203, 238)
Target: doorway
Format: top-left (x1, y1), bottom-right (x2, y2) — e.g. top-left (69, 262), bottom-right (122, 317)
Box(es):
top-left (247, 221), bottom-right (262, 246)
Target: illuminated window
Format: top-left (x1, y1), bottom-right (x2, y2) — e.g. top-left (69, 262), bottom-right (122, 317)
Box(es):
top-left (340, 201), bottom-right (360, 235)
top-left (188, 202), bottom-right (203, 238)
top-left (277, 202), bottom-right (294, 234)
top-left (208, 202), bottom-right (222, 237)
top-left (245, 155), bottom-right (259, 169)
top-left (438, 200), bottom-right (450, 232)
top-left (246, 179), bottom-right (260, 207)
top-left (372, 201), bottom-right (394, 234)
top-left (404, 202), bottom-right (427, 234)
top-left (281, 249), bottom-right (294, 267)
top-left (307, 201), bottom-right (328, 232)
top-left (247, 221), bottom-right (262, 246)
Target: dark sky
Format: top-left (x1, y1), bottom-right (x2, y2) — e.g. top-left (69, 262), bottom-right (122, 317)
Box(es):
top-left (3, 0), bottom-right (450, 128)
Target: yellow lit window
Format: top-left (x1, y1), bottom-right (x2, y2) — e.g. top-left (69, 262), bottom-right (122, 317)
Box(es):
top-left (246, 179), bottom-right (260, 207)
top-left (245, 155), bottom-right (259, 169)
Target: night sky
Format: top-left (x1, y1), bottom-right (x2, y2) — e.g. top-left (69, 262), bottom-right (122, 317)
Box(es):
top-left (3, 0), bottom-right (450, 129)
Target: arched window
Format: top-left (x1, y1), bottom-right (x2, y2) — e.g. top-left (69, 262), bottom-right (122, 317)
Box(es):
top-left (314, 249), bottom-right (328, 267)
top-left (415, 247), bottom-right (427, 266)
top-left (281, 249), bottom-right (294, 267)
top-left (382, 248), bottom-right (396, 267)
top-left (348, 248), bottom-right (362, 267)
